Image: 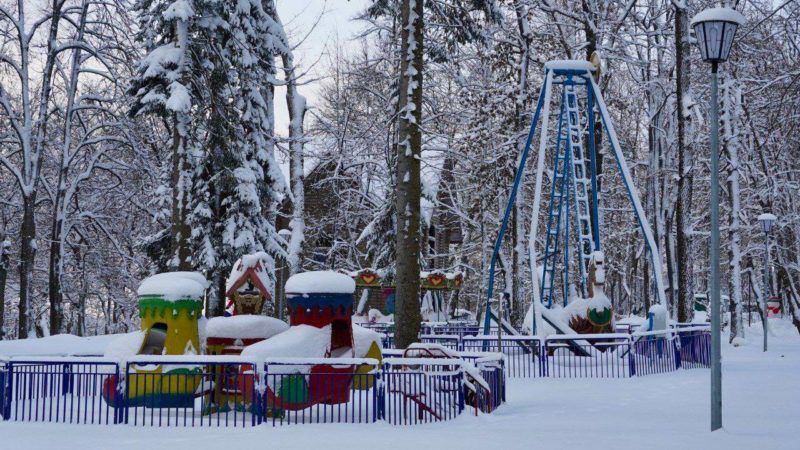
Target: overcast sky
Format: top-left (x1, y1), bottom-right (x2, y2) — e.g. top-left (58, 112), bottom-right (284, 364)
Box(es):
top-left (274, 0), bottom-right (371, 137)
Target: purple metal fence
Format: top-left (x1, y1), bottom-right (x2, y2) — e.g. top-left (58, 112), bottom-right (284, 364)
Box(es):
top-left (382, 358), bottom-right (464, 425)
top-left (419, 334), bottom-right (461, 350)
top-left (124, 357), bottom-right (259, 427)
top-left (544, 335), bottom-right (632, 378)
top-left (4, 358), bottom-right (120, 424)
top-left (678, 329), bottom-right (711, 369)
top-left (259, 360), bottom-right (379, 426)
top-left (462, 336), bottom-right (541, 378)
top-left (630, 332), bottom-right (679, 376)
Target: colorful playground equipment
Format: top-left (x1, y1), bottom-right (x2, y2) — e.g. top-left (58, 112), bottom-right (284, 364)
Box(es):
top-left (103, 272), bottom-right (208, 407)
top-left (349, 268), bottom-right (464, 321)
top-left (242, 271), bottom-right (382, 411)
top-left (485, 59), bottom-right (666, 342)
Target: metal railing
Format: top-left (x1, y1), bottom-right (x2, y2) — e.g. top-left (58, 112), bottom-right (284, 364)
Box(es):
top-left (259, 359), bottom-right (379, 426)
top-left (544, 334), bottom-right (633, 378)
top-left (0, 354), bottom-right (504, 427)
top-left (462, 336), bottom-right (541, 378)
top-left (629, 331), bottom-right (679, 376)
top-left (381, 330), bottom-right (710, 380)
top-left (382, 358), bottom-right (464, 425)
top-left (123, 356), bottom-right (259, 427)
top-left (678, 328), bottom-right (712, 369)
top-left (3, 357), bottom-right (121, 424)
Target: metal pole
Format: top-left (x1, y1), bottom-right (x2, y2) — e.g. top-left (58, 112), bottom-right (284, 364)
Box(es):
top-left (709, 62), bottom-right (722, 432)
top-left (763, 232), bottom-right (769, 352)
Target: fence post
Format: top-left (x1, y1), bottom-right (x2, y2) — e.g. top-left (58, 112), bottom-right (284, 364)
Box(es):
top-left (0, 361), bottom-right (7, 420)
top-left (673, 334), bottom-right (682, 370)
top-left (628, 337), bottom-right (636, 377)
top-left (457, 370), bottom-right (465, 415)
top-left (251, 363), bottom-right (261, 427)
top-left (374, 365), bottom-right (383, 422)
top-left (540, 340), bottom-right (547, 377)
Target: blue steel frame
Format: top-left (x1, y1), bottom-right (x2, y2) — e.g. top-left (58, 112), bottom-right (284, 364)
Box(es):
top-left (484, 66), bottom-right (649, 335)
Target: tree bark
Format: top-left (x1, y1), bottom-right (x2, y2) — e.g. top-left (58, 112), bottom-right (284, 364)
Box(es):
top-left (674, 2), bottom-right (695, 323)
top-left (282, 51), bottom-right (307, 275)
top-left (394, 0), bottom-right (424, 349)
top-left (0, 235), bottom-right (9, 340)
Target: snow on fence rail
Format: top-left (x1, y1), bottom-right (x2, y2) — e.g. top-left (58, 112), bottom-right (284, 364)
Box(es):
top-left (381, 329), bottom-right (710, 379)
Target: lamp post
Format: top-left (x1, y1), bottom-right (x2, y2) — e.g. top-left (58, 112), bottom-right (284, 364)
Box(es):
top-left (758, 213), bottom-right (776, 352)
top-left (691, 6), bottom-right (745, 432)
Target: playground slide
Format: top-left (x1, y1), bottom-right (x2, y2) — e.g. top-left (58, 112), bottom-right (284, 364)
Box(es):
top-left (538, 307), bottom-right (592, 357)
top-left (487, 311), bottom-right (534, 355)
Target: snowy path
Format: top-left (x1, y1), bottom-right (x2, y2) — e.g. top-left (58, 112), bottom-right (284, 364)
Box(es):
top-left (2, 325), bottom-right (798, 450)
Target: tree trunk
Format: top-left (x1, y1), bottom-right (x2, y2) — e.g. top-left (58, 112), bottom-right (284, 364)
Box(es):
top-left (18, 196), bottom-right (37, 338)
top-left (282, 52), bottom-right (307, 275)
top-left (394, 0), bottom-right (424, 349)
top-left (674, 2), bottom-right (695, 323)
top-left (171, 114), bottom-right (192, 270)
top-left (0, 235), bottom-right (9, 340)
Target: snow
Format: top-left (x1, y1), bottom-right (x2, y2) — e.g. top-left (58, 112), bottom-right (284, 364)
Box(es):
top-left (162, 0), bottom-right (194, 21)
top-left (103, 331), bottom-right (145, 359)
top-left (352, 324), bottom-right (383, 357)
top-left (0, 333), bottom-right (130, 357)
top-left (691, 7), bottom-right (746, 26)
top-left (226, 252), bottom-right (272, 293)
top-left (284, 271), bottom-right (355, 295)
top-left (137, 272), bottom-right (208, 301)
top-left (205, 315), bottom-right (288, 340)
top-left (241, 324), bottom-right (330, 361)
top-left (757, 212), bottom-right (777, 222)
top-left (544, 60), bottom-right (596, 72)
top-left (0, 321), bottom-right (798, 449)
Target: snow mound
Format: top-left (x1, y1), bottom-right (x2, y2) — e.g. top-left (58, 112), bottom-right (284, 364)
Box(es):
top-left (285, 271), bottom-right (355, 295)
top-left (104, 331), bottom-right (145, 359)
top-left (353, 325), bottom-right (383, 357)
top-left (241, 324), bottom-right (331, 361)
top-left (137, 271), bottom-right (208, 301)
top-left (0, 333), bottom-right (127, 357)
top-left (206, 315), bottom-right (288, 340)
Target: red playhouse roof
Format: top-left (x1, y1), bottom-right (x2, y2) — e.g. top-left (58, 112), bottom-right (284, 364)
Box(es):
top-left (225, 256), bottom-right (273, 301)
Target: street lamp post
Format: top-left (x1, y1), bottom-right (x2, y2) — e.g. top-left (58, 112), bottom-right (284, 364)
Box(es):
top-left (758, 213), bottom-right (776, 352)
top-left (691, 6), bottom-right (745, 432)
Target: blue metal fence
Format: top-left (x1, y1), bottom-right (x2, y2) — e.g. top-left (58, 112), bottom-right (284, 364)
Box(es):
top-left (123, 357), bottom-right (259, 427)
top-left (3, 358), bottom-right (120, 424)
top-left (382, 358), bottom-right (464, 425)
top-left (678, 329), bottom-right (712, 369)
top-left (0, 354), bottom-right (502, 427)
top-left (544, 335), bottom-right (633, 378)
top-left (462, 336), bottom-right (541, 378)
top-left (630, 333), bottom-right (679, 376)
top-left (259, 360), bottom-right (379, 426)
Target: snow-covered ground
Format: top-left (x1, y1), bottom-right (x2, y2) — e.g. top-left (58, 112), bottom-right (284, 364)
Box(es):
top-left (1, 319), bottom-right (797, 450)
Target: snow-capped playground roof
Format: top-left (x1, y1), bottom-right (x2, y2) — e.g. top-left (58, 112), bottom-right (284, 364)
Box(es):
top-left (137, 272), bottom-right (208, 301)
top-left (285, 271), bottom-right (355, 295)
top-left (226, 252), bottom-right (273, 298)
top-left (206, 315), bottom-right (289, 340)
top-left (691, 7), bottom-right (745, 26)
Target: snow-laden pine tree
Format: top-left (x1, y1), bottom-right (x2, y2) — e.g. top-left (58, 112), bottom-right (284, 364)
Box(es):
top-left (129, 0), bottom-right (199, 271)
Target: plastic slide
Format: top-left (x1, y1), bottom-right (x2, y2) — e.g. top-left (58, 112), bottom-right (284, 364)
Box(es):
top-left (538, 307), bottom-right (592, 357)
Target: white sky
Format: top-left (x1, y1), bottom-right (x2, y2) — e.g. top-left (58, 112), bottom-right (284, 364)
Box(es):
top-left (274, 0), bottom-right (371, 137)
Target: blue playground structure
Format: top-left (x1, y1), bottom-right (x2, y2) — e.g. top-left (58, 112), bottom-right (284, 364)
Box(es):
top-left (483, 60), bottom-right (666, 336)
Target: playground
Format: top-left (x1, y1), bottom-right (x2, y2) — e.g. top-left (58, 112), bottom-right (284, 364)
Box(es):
top-left (0, 55), bottom-right (797, 449)
top-left (1, 320), bottom-right (797, 450)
